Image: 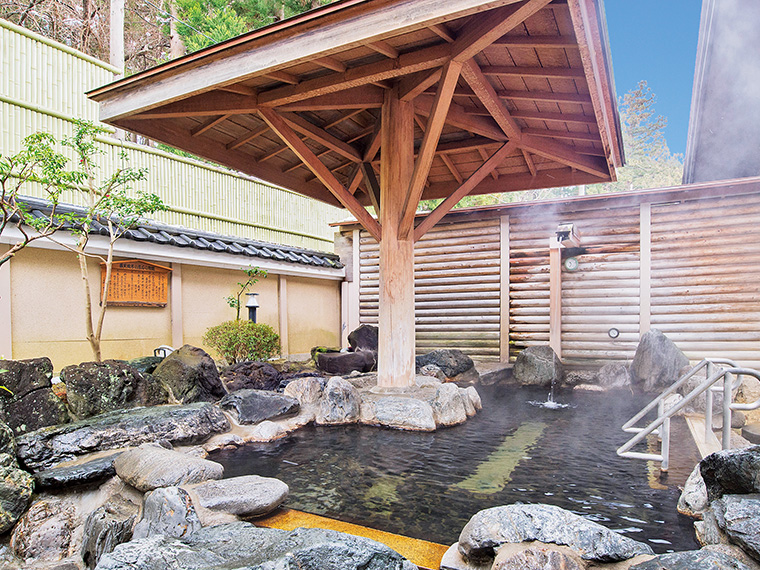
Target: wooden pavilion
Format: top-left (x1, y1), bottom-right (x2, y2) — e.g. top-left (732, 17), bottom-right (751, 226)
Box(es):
top-left (88, 0), bottom-right (624, 388)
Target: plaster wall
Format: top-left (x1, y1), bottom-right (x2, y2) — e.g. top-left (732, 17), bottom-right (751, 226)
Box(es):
top-left (286, 276), bottom-right (341, 355)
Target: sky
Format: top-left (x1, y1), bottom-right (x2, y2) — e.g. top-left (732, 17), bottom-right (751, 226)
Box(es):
top-left (603, 1), bottom-right (703, 156)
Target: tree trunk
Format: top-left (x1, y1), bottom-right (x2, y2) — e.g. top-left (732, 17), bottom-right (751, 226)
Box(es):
top-left (275, 2), bottom-right (285, 21)
top-left (76, 236), bottom-right (102, 362)
top-left (169, 2), bottom-right (186, 59)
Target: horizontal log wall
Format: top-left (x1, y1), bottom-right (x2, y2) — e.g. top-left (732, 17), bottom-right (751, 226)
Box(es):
top-left (508, 202), bottom-right (641, 364)
top-left (359, 219), bottom-right (502, 359)
top-left (650, 193), bottom-right (760, 369)
top-left (350, 183), bottom-right (760, 368)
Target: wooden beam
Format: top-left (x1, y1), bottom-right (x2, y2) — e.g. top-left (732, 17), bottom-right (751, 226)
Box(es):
top-left (117, 118), bottom-right (338, 206)
top-left (400, 60), bottom-right (463, 238)
top-left (430, 23), bottom-right (455, 43)
top-left (522, 149), bottom-right (537, 176)
top-left (258, 43), bottom-right (451, 108)
top-left (265, 70), bottom-right (300, 85)
top-left (451, 0), bottom-right (553, 63)
top-left (258, 108), bottom-right (381, 240)
top-left (437, 136), bottom-right (500, 153)
top-left (259, 144), bottom-right (289, 162)
top-left (413, 142), bottom-right (517, 241)
top-left (367, 40), bottom-right (399, 59)
top-left (415, 95), bottom-right (507, 141)
top-left (346, 163), bottom-right (364, 195)
top-left (315, 56), bottom-right (347, 73)
top-left (190, 114), bottom-right (232, 137)
top-left (440, 153), bottom-right (463, 183)
top-left (226, 124), bottom-right (269, 151)
top-left (520, 132), bottom-right (609, 178)
top-left (494, 35), bottom-right (578, 48)
top-left (461, 59), bottom-right (522, 140)
top-left (218, 85), bottom-right (257, 97)
top-left (478, 147), bottom-right (499, 180)
top-left (348, 126), bottom-right (375, 144)
top-left (481, 65), bottom-right (586, 78)
top-left (130, 91), bottom-right (258, 119)
top-left (282, 112), bottom-right (362, 162)
top-left (399, 69), bottom-right (442, 102)
top-left (360, 162), bottom-right (381, 216)
top-left (363, 119), bottom-right (383, 161)
top-left (276, 86), bottom-right (384, 111)
top-left (640, 202), bottom-right (652, 334)
top-left (509, 109), bottom-right (598, 125)
top-left (549, 243), bottom-right (562, 358)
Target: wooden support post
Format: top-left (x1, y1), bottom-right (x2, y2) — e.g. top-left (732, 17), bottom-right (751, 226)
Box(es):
top-left (549, 238), bottom-right (562, 359)
top-left (378, 86), bottom-right (415, 388)
top-left (279, 276), bottom-right (289, 358)
top-left (170, 262), bottom-right (183, 349)
top-left (500, 216), bottom-right (510, 362)
top-left (0, 246), bottom-right (12, 359)
top-left (640, 202), bottom-right (652, 336)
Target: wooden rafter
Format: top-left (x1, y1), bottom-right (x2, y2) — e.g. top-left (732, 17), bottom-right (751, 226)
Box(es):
top-left (282, 112), bottom-right (362, 162)
top-left (399, 69), bottom-right (442, 102)
top-left (499, 90), bottom-right (592, 104)
top-left (315, 56), bottom-right (347, 73)
top-left (399, 59), bottom-right (463, 238)
top-left (450, 0), bottom-right (554, 63)
top-left (430, 24), bottom-right (455, 43)
top-left (440, 153), bottom-right (463, 183)
top-left (478, 147), bottom-right (499, 180)
top-left (324, 109), bottom-right (364, 129)
top-left (461, 59), bottom-right (522, 140)
top-left (363, 120), bottom-right (383, 162)
top-left (367, 41), bottom-right (399, 59)
top-left (258, 108), bottom-right (381, 240)
top-left (414, 95), bottom-right (506, 141)
top-left (265, 70), bottom-right (300, 84)
top-left (522, 127), bottom-right (599, 141)
top-left (481, 65), bottom-right (586, 78)
top-left (226, 124), bottom-right (269, 151)
top-left (277, 86), bottom-right (384, 111)
top-left (360, 162), bottom-right (381, 215)
top-left (191, 114), bottom-right (232, 137)
top-left (522, 149), bottom-right (537, 176)
top-left (258, 43), bottom-right (452, 107)
top-left (520, 133), bottom-right (608, 178)
top-left (413, 142), bottom-right (518, 241)
top-left (494, 35), bottom-right (578, 48)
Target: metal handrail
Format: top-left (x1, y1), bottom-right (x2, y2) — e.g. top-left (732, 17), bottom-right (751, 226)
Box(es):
top-left (617, 359), bottom-right (758, 471)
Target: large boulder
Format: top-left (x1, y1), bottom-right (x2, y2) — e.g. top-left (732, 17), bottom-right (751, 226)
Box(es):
top-left (2, 387), bottom-right (69, 435)
top-left (428, 382), bottom-right (468, 426)
top-left (114, 443), bottom-right (224, 492)
top-left (16, 402), bottom-right (230, 472)
top-left (219, 389), bottom-right (299, 424)
top-left (457, 504), bottom-right (653, 565)
top-left (316, 377), bottom-right (360, 425)
top-left (96, 522), bottom-right (417, 570)
top-left (513, 346), bottom-right (562, 387)
top-left (81, 494), bottom-right (139, 569)
top-left (347, 324), bottom-right (379, 352)
top-left (10, 497), bottom-right (78, 563)
top-left (221, 361), bottom-right (283, 392)
top-left (62, 360), bottom-right (170, 420)
top-left (283, 376), bottom-right (324, 406)
top-left (152, 345), bottom-right (227, 403)
top-left (631, 329), bottom-right (689, 392)
top-left (0, 357), bottom-right (54, 399)
top-left (416, 349), bottom-right (478, 383)
top-left (186, 475), bottom-right (288, 517)
top-left (709, 494), bottom-right (760, 561)
top-left (360, 395), bottom-right (436, 431)
top-left (0, 453), bottom-right (35, 534)
top-left (700, 445), bottom-right (760, 502)
top-left (317, 351), bottom-right (376, 375)
top-left (132, 486), bottom-right (202, 540)
top-left (598, 362), bottom-right (632, 389)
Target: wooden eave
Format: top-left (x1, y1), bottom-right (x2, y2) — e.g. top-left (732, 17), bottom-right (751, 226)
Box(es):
top-left (89, 0), bottom-right (623, 215)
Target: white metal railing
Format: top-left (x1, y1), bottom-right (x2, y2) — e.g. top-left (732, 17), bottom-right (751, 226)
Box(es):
top-left (617, 359), bottom-right (760, 471)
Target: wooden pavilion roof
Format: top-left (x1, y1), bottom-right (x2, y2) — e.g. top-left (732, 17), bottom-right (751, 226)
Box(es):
top-left (89, 0), bottom-right (623, 240)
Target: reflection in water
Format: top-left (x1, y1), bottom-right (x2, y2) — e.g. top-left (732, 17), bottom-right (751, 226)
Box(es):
top-left (214, 386), bottom-right (700, 552)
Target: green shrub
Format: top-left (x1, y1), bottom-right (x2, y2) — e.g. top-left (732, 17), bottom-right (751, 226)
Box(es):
top-left (203, 320), bottom-right (281, 364)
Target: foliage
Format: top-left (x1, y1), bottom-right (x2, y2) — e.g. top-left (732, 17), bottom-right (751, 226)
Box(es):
top-left (226, 266), bottom-right (267, 320)
top-left (0, 133), bottom-right (83, 266)
top-left (55, 120), bottom-right (165, 361)
top-left (203, 319), bottom-right (280, 364)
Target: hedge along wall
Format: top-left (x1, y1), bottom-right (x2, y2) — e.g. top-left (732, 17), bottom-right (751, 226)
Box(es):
top-left (345, 178), bottom-right (760, 368)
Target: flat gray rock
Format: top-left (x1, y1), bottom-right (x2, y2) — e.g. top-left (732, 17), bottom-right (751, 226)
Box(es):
top-left (630, 549), bottom-right (753, 569)
top-left (96, 522), bottom-right (416, 570)
top-left (114, 443), bottom-right (224, 492)
top-left (188, 475), bottom-right (288, 517)
top-left (458, 504), bottom-right (654, 564)
top-left (35, 452), bottom-right (120, 489)
top-left (16, 403), bottom-right (229, 472)
top-left (219, 389), bottom-right (299, 424)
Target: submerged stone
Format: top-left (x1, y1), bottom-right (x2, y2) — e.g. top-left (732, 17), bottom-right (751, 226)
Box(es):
top-left (630, 549), bottom-right (753, 569)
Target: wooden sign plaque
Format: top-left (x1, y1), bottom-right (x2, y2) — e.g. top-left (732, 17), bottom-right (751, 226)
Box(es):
top-left (100, 260), bottom-right (172, 307)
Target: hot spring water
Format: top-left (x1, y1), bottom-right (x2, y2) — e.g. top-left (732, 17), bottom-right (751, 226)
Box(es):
top-left (213, 385), bottom-right (700, 553)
